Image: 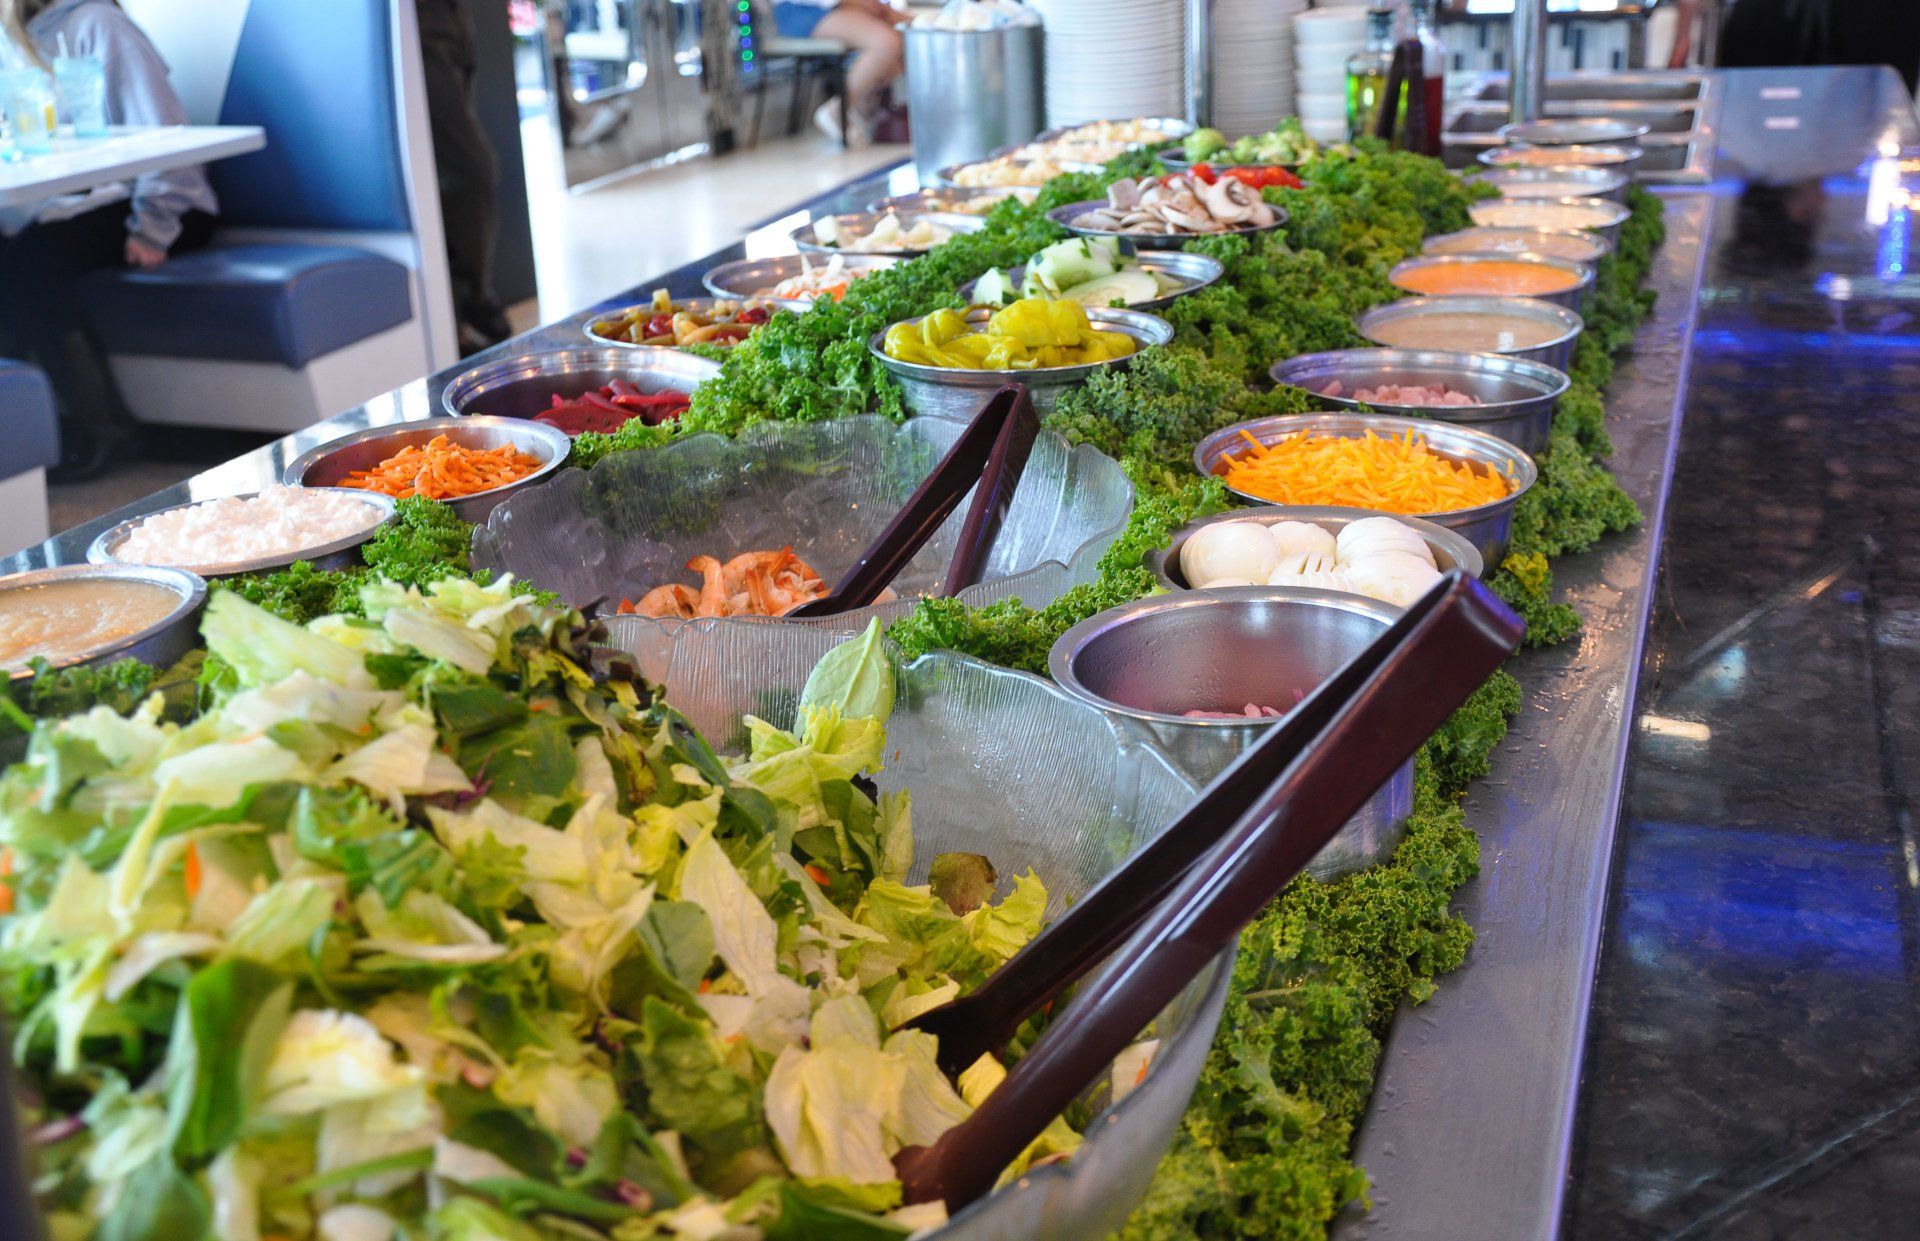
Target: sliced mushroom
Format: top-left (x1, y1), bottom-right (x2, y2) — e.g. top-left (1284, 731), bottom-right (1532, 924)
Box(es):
top-left (1161, 205), bottom-right (1215, 233)
top-left (1107, 178), bottom-right (1142, 210)
top-left (1195, 176), bottom-right (1254, 224)
top-left (1247, 200), bottom-right (1278, 227)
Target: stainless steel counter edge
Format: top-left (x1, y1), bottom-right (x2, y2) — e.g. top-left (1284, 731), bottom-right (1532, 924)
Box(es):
top-left (1336, 191), bottom-right (1714, 1240)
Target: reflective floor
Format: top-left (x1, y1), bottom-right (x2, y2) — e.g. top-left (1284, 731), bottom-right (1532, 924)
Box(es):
top-left (1569, 68), bottom-right (1920, 1238)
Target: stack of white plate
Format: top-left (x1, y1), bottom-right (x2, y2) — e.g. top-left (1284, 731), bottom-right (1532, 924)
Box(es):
top-left (1212, 0), bottom-right (1306, 137)
top-left (1294, 7), bottom-right (1370, 143)
top-left (1032, 0), bottom-right (1187, 129)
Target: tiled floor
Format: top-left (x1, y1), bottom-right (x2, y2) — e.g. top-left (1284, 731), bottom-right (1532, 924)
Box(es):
top-left (49, 131), bottom-right (907, 534)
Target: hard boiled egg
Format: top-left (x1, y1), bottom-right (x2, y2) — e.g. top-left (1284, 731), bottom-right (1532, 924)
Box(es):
top-left (1337, 516), bottom-right (1436, 569)
top-left (1181, 520), bottom-right (1278, 588)
top-left (1346, 552), bottom-right (1443, 607)
top-left (1268, 520), bottom-right (1337, 565)
top-left (1269, 568), bottom-right (1360, 594)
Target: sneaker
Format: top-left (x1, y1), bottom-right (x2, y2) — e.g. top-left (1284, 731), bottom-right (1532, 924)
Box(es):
top-left (812, 99), bottom-right (844, 143)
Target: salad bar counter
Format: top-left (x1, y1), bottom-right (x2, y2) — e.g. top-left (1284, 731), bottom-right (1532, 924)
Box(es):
top-left (2, 65), bottom-right (1913, 1241)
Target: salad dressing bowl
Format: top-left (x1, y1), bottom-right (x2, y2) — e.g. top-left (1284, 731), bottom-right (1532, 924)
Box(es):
top-left (602, 618), bottom-right (1230, 1241)
top-left (472, 415), bottom-right (1133, 626)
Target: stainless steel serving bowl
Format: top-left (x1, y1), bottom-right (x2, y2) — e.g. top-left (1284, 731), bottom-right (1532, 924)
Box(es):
top-left (583, 296), bottom-right (780, 349)
top-left (933, 156), bottom-right (1101, 188)
top-left (88, 489), bottom-right (396, 578)
top-left (1388, 252), bottom-right (1596, 313)
top-left (1270, 346), bottom-right (1570, 457)
top-left (1149, 505), bottom-right (1483, 590)
top-left (1022, 115), bottom-right (1193, 153)
top-left (699, 253), bottom-right (900, 311)
top-left (871, 305), bottom-right (1174, 422)
top-left (869, 186), bottom-right (1037, 215)
top-left (956, 250), bottom-right (1226, 313)
top-left (1423, 224), bottom-right (1613, 265)
top-left (440, 346), bottom-right (719, 420)
top-left (283, 417), bottom-right (571, 523)
top-left (1152, 144), bottom-right (1307, 172)
top-left (1357, 294), bottom-right (1585, 372)
top-left (0, 563), bottom-right (206, 680)
top-left (1478, 141), bottom-right (1645, 181)
top-left (1498, 116), bottom-right (1652, 146)
top-left (1048, 586), bottom-right (1413, 878)
top-left (1046, 198), bottom-right (1289, 251)
top-left (1469, 195), bottom-right (1630, 247)
top-left (1193, 412), bottom-right (1538, 566)
top-left (1468, 164), bottom-right (1631, 206)
top-left (789, 209), bottom-right (985, 257)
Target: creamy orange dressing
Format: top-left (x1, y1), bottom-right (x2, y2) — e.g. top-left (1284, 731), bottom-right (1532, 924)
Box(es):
top-left (1394, 259), bottom-right (1580, 297)
top-left (0, 578), bottom-right (180, 671)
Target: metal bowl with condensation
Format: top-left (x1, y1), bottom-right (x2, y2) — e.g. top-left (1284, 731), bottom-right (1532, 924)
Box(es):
top-left (1148, 505), bottom-right (1483, 592)
top-left (88, 489), bottom-right (396, 579)
top-left (440, 347), bottom-right (718, 420)
top-left (1193, 411), bottom-right (1538, 567)
top-left (1270, 347), bottom-right (1570, 457)
top-left (1357, 294), bottom-right (1585, 372)
top-left (699, 253), bottom-right (900, 311)
top-left (0, 563), bottom-right (206, 680)
top-left (957, 250), bottom-right (1225, 314)
top-left (284, 417), bottom-right (570, 523)
top-left (1389, 252), bottom-right (1596, 313)
top-left (871, 305), bottom-right (1173, 422)
top-left (1048, 586), bottom-right (1413, 877)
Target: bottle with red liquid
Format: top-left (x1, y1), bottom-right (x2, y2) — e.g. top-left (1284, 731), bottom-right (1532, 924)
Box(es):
top-left (1408, 0), bottom-right (1446, 156)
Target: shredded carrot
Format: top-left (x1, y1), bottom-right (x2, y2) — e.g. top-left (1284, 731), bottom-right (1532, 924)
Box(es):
top-left (0, 848), bottom-right (13, 915)
top-left (184, 841), bottom-right (202, 900)
top-left (340, 433), bottom-right (543, 500)
top-left (804, 863), bottom-right (832, 887)
top-left (1217, 428), bottom-right (1510, 514)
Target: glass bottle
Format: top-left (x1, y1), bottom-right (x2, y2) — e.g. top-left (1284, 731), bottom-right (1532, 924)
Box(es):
top-left (1408, 0), bottom-right (1446, 156)
top-left (1344, 6), bottom-right (1397, 144)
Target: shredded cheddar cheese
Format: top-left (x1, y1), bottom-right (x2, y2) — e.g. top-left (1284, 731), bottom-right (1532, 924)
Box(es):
top-left (1217, 428), bottom-right (1511, 514)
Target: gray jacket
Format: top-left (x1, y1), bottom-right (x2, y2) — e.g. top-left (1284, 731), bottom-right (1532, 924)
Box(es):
top-left (28, 0), bottom-right (218, 249)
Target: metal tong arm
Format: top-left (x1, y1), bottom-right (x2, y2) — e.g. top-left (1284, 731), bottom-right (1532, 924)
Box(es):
top-left (903, 566), bottom-right (1485, 1074)
top-left (893, 573), bottom-right (1525, 1210)
top-left (787, 384), bottom-right (1038, 616)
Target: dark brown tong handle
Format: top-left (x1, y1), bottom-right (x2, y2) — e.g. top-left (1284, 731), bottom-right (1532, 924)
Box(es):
top-left (900, 567), bottom-right (1498, 1074)
top-left (892, 573), bottom-right (1525, 1211)
top-left (787, 384), bottom-right (1037, 616)
top-left (941, 386), bottom-right (1039, 595)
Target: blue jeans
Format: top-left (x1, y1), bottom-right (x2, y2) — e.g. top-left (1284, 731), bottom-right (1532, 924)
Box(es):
top-left (772, 2), bottom-right (831, 38)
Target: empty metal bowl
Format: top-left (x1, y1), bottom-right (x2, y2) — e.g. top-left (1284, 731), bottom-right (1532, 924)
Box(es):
top-left (871, 305), bottom-right (1173, 422)
top-left (0, 563), bottom-right (207, 679)
top-left (789, 210), bottom-right (985, 257)
top-left (440, 346), bottom-right (718, 421)
top-left (1423, 224), bottom-right (1614, 265)
top-left (699, 253), bottom-right (900, 311)
top-left (1468, 195), bottom-right (1630, 247)
top-left (284, 416), bottom-right (571, 523)
top-left (88, 489), bottom-right (396, 578)
top-left (1388, 252), bottom-right (1596, 312)
top-left (956, 250), bottom-right (1226, 313)
top-left (1149, 505), bottom-right (1484, 590)
top-left (1046, 198), bottom-right (1289, 251)
top-left (1478, 141), bottom-right (1645, 181)
top-left (1498, 116), bottom-right (1652, 146)
top-left (1193, 411), bottom-right (1538, 567)
top-left (1048, 586), bottom-right (1413, 878)
top-left (1468, 164), bottom-right (1631, 206)
top-left (1270, 347), bottom-right (1570, 457)
top-left (1356, 294), bottom-right (1585, 372)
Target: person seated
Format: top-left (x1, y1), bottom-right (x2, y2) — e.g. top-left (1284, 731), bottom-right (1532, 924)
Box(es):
top-left (0, 0), bottom-right (218, 480)
top-left (771, 0), bottom-right (906, 147)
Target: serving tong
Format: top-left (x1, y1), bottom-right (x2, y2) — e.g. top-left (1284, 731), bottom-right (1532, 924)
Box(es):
top-left (892, 571), bottom-right (1525, 1211)
top-left (785, 384), bottom-right (1040, 616)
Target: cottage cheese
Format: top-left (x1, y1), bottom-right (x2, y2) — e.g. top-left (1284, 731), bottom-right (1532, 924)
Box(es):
top-left (111, 488), bottom-right (385, 569)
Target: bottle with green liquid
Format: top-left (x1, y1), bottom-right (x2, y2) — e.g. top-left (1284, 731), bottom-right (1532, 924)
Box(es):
top-left (1345, 6), bottom-right (1399, 144)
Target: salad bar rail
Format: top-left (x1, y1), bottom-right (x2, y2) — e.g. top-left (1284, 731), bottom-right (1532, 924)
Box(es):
top-left (3, 68), bottom-right (1851, 1237)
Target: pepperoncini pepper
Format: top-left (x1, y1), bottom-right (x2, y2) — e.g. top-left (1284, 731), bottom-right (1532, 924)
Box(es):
top-left (881, 298), bottom-right (1139, 370)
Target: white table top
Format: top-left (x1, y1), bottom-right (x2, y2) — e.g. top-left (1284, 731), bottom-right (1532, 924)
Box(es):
top-left (0, 124), bottom-right (265, 209)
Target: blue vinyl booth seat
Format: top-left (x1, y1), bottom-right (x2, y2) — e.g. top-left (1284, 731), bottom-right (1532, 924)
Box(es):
top-left (81, 245), bottom-right (412, 369)
top-left (0, 359), bottom-right (59, 557)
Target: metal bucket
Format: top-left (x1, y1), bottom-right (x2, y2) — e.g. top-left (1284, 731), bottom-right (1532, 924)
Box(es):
top-left (904, 24), bottom-right (1045, 183)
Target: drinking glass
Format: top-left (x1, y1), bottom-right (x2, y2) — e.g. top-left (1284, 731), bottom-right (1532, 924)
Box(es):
top-left (53, 54), bottom-right (107, 138)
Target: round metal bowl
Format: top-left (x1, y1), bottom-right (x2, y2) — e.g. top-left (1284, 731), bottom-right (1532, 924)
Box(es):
top-left (1469, 195), bottom-right (1630, 247)
top-left (699, 253), bottom-right (900, 310)
top-left (1148, 505), bottom-right (1483, 591)
top-left (88, 489), bottom-right (396, 579)
top-left (1047, 198), bottom-right (1289, 251)
top-left (1388, 252), bottom-right (1595, 313)
top-left (933, 156), bottom-right (1101, 188)
top-left (1192, 412), bottom-right (1538, 566)
top-left (1152, 144), bottom-right (1307, 172)
top-left (440, 346), bottom-right (719, 421)
top-left (1021, 115), bottom-right (1194, 157)
top-left (1048, 586), bottom-right (1413, 878)
top-left (1423, 224), bottom-right (1613, 265)
top-left (1357, 294), bottom-right (1585, 372)
top-left (1478, 141), bottom-right (1645, 181)
top-left (283, 417), bottom-right (571, 523)
top-left (583, 297), bottom-right (780, 349)
top-left (789, 210), bottom-right (985, 257)
top-left (869, 186), bottom-right (1037, 216)
top-left (956, 250), bottom-right (1226, 313)
top-left (1468, 164), bottom-right (1631, 206)
top-left (0, 563), bottom-right (207, 680)
top-left (1270, 347), bottom-right (1569, 458)
top-left (871, 305), bottom-right (1174, 422)
top-left (1498, 116), bottom-right (1651, 147)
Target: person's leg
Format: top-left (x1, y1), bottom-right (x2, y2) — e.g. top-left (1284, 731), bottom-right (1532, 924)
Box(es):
top-left (812, 5), bottom-right (903, 122)
top-left (421, 23), bottom-right (506, 346)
